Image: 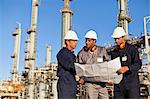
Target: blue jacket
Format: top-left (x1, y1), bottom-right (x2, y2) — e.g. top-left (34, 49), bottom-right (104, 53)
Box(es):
top-left (57, 47), bottom-right (77, 99)
top-left (110, 43), bottom-right (141, 98)
top-left (111, 43), bottom-right (141, 87)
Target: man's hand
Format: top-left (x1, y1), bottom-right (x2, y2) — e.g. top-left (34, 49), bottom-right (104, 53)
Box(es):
top-left (117, 66), bottom-right (129, 74)
top-left (79, 78), bottom-right (84, 85)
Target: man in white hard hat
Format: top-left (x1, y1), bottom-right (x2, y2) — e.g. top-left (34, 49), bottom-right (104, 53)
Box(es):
top-left (77, 30), bottom-right (109, 99)
top-left (57, 30), bottom-right (78, 99)
top-left (111, 27), bottom-right (141, 99)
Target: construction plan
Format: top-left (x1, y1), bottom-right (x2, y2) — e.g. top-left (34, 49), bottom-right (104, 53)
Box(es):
top-left (75, 57), bottom-right (123, 84)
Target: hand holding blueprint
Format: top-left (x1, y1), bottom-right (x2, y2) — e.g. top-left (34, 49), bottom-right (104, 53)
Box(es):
top-left (75, 57), bottom-right (122, 84)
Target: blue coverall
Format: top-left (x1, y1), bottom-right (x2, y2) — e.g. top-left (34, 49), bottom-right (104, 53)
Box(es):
top-left (111, 43), bottom-right (141, 99)
top-left (57, 47), bottom-right (77, 99)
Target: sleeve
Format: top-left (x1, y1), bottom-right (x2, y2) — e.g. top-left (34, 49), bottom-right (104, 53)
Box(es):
top-left (76, 51), bottom-right (86, 81)
top-left (128, 46), bottom-right (142, 72)
top-left (103, 47), bottom-right (110, 61)
top-left (76, 51), bottom-right (85, 64)
top-left (57, 51), bottom-right (76, 73)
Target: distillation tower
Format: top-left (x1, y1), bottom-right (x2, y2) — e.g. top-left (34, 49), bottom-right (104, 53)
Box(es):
top-left (61, 0), bottom-right (73, 47)
top-left (11, 23), bottom-right (21, 84)
top-left (0, 23), bottom-right (24, 98)
top-left (24, 36), bottom-right (30, 72)
top-left (117, 0), bottom-right (131, 35)
top-left (22, 1), bottom-right (59, 98)
top-left (25, 0), bottom-right (39, 98)
top-left (46, 45), bottom-right (51, 66)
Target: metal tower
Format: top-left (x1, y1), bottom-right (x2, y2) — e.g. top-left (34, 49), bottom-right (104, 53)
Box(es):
top-left (27, 0), bottom-right (39, 98)
top-left (11, 23), bottom-right (21, 84)
top-left (144, 16), bottom-right (150, 80)
top-left (117, 0), bottom-right (131, 36)
top-left (46, 45), bottom-right (51, 66)
top-left (61, 0), bottom-right (73, 47)
top-left (24, 36), bottom-right (30, 72)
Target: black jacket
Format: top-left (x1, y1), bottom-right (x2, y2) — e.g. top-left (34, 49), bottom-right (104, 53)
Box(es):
top-left (110, 43), bottom-right (141, 87)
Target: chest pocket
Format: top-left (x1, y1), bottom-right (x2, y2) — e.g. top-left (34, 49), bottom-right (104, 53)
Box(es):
top-left (96, 48), bottom-right (105, 62)
top-left (120, 45), bottom-right (133, 66)
top-left (122, 55), bottom-right (127, 62)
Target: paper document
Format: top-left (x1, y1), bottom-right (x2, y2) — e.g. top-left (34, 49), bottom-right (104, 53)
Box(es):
top-left (75, 57), bottom-right (122, 84)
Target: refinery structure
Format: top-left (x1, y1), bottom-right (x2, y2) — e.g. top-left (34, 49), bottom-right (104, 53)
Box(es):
top-left (0, 0), bottom-right (150, 99)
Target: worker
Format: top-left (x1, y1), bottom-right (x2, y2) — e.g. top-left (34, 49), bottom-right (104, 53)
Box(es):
top-left (76, 30), bottom-right (109, 99)
top-left (110, 27), bottom-right (141, 99)
top-left (56, 30), bottom-right (79, 99)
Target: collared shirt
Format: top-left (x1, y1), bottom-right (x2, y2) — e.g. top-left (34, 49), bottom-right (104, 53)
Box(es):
top-left (57, 47), bottom-right (76, 77)
top-left (110, 43), bottom-right (141, 86)
top-left (111, 43), bottom-right (141, 74)
top-left (76, 46), bottom-right (109, 84)
top-left (77, 46), bottom-right (109, 64)
top-left (57, 47), bottom-right (77, 99)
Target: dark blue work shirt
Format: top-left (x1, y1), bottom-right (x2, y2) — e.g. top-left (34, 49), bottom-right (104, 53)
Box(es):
top-left (57, 47), bottom-right (76, 77)
top-left (111, 43), bottom-right (141, 85)
top-left (57, 47), bottom-right (77, 99)
top-left (110, 43), bottom-right (141, 99)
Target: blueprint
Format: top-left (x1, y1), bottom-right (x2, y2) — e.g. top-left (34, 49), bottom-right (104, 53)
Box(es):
top-left (75, 57), bottom-right (122, 84)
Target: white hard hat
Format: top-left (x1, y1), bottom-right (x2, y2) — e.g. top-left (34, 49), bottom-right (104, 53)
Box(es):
top-left (64, 30), bottom-right (79, 40)
top-left (85, 30), bottom-right (97, 39)
top-left (112, 27), bottom-right (126, 38)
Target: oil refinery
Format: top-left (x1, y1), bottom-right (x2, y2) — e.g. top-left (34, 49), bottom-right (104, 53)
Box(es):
top-left (0, 0), bottom-right (149, 99)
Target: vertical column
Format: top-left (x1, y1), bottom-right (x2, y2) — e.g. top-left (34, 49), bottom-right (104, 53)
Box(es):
top-left (61, 0), bottom-right (73, 47)
top-left (117, 0), bottom-right (131, 36)
top-left (24, 36), bottom-right (30, 71)
top-left (144, 16), bottom-right (150, 80)
top-left (27, 0), bottom-right (39, 98)
top-left (39, 73), bottom-right (46, 99)
top-left (11, 23), bottom-right (21, 84)
top-left (46, 45), bottom-right (51, 66)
